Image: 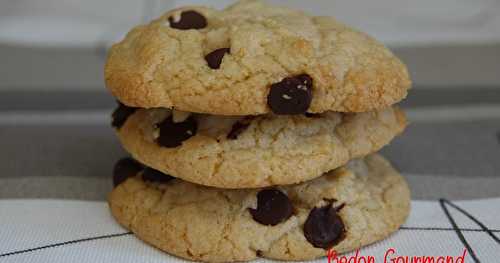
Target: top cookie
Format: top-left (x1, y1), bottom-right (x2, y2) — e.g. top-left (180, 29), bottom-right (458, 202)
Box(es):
top-left (105, 0), bottom-right (411, 116)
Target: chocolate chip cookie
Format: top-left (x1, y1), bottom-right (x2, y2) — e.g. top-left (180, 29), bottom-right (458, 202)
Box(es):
top-left (108, 154), bottom-right (410, 262)
top-left (113, 106), bottom-right (406, 188)
top-left (105, 0), bottom-right (411, 115)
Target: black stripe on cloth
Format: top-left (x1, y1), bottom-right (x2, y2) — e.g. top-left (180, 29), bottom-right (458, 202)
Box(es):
top-left (0, 232), bottom-right (132, 258)
top-left (400, 226), bottom-right (500, 232)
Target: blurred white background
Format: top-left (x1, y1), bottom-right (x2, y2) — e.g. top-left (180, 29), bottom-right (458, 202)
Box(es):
top-left (0, 0), bottom-right (499, 89)
top-left (1, 0), bottom-right (500, 47)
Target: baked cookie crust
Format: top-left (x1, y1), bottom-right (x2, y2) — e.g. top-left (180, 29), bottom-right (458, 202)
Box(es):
top-left (108, 154), bottom-right (410, 262)
top-left (105, 0), bottom-right (411, 115)
top-left (115, 106), bottom-right (406, 188)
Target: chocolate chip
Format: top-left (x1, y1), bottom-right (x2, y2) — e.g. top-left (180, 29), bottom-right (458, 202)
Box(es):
top-left (227, 117), bottom-right (253, 140)
top-left (156, 115), bottom-right (197, 148)
top-left (267, 74), bottom-right (313, 115)
top-left (168, 10), bottom-right (207, 30)
top-left (303, 204), bottom-right (345, 249)
top-left (142, 167), bottom-right (174, 183)
top-left (205, 48), bottom-right (230, 69)
top-left (111, 102), bottom-right (137, 129)
top-left (113, 158), bottom-right (143, 187)
top-left (304, 112), bottom-right (321, 118)
top-left (249, 189), bottom-right (293, 226)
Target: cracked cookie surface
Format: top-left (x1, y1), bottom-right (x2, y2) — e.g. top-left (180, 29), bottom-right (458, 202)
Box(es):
top-left (105, 0), bottom-right (411, 115)
top-left (108, 154), bottom-right (410, 262)
top-left (115, 106), bottom-right (406, 188)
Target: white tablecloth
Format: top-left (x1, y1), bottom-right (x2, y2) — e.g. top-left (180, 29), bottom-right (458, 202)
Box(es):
top-left (1, 198), bottom-right (499, 262)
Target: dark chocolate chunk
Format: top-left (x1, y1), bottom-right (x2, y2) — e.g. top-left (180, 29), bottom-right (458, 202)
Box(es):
top-left (227, 117), bottom-right (253, 140)
top-left (205, 48), bottom-right (230, 69)
top-left (303, 204), bottom-right (345, 249)
top-left (156, 115), bottom-right (197, 148)
top-left (267, 74), bottom-right (313, 115)
top-left (142, 167), bottom-right (175, 183)
top-left (249, 188), bottom-right (293, 226)
top-left (304, 112), bottom-right (321, 118)
top-left (113, 158), bottom-right (143, 187)
top-left (168, 10), bottom-right (207, 30)
top-left (111, 102), bottom-right (137, 129)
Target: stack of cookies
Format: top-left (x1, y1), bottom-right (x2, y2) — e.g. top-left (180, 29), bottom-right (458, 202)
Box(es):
top-left (105, 1), bottom-right (411, 261)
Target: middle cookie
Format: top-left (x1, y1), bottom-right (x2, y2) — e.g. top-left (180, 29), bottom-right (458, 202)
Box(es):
top-left (114, 106), bottom-right (406, 188)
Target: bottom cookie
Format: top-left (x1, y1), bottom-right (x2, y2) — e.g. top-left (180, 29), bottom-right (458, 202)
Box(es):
top-left (108, 154), bottom-right (410, 262)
